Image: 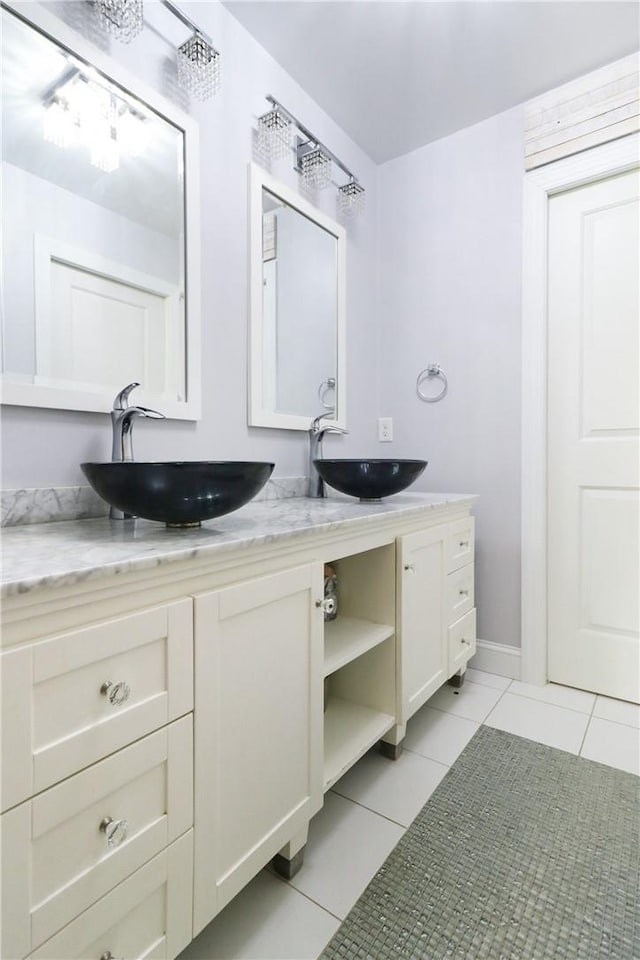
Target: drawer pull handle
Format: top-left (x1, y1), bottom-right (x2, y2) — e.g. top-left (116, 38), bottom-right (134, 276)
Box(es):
top-left (100, 680), bottom-right (131, 706)
top-left (404, 563), bottom-right (415, 572)
top-left (315, 598), bottom-right (336, 615)
top-left (100, 816), bottom-right (129, 847)
top-left (459, 540), bottom-right (469, 549)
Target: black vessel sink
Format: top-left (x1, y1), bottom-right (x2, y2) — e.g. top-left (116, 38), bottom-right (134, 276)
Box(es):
top-left (81, 461), bottom-right (274, 527)
top-left (313, 459), bottom-right (427, 501)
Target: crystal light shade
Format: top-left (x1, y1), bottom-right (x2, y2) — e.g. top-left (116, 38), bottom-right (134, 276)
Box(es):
top-left (337, 180), bottom-right (366, 217)
top-left (257, 107), bottom-right (292, 161)
top-left (94, 0), bottom-right (144, 43)
top-left (42, 71), bottom-right (148, 174)
top-left (43, 101), bottom-right (79, 148)
top-left (300, 146), bottom-right (332, 190)
top-left (90, 132), bottom-right (120, 173)
top-left (177, 32), bottom-right (220, 101)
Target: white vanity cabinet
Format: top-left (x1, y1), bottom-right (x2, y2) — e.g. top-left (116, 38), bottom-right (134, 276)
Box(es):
top-left (1, 601), bottom-right (193, 812)
top-left (192, 564), bottom-right (324, 936)
top-left (395, 516), bottom-right (477, 731)
top-left (1, 493), bottom-right (476, 960)
top-left (397, 524), bottom-right (450, 723)
top-left (0, 601), bottom-right (195, 960)
top-left (445, 517), bottom-right (477, 675)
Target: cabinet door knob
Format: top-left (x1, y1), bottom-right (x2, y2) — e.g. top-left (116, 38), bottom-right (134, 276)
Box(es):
top-left (100, 953), bottom-right (121, 960)
top-left (404, 563), bottom-right (415, 572)
top-left (315, 598), bottom-right (336, 615)
top-left (99, 816), bottom-right (129, 847)
top-left (459, 540), bottom-right (469, 549)
top-left (100, 680), bottom-right (131, 706)
top-left (460, 638), bottom-right (471, 646)
top-left (459, 589), bottom-right (469, 598)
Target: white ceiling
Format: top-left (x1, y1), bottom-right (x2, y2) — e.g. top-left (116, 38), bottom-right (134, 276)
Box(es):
top-left (222, 1), bottom-right (640, 163)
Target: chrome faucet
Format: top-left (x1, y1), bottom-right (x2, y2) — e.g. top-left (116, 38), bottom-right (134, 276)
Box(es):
top-left (111, 382), bottom-right (165, 463)
top-left (309, 412), bottom-right (348, 498)
top-left (110, 383), bottom-right (165, 519)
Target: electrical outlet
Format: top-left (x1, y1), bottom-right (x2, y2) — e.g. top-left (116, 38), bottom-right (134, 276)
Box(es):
top-left (378, 417), bottom-right (393, 442)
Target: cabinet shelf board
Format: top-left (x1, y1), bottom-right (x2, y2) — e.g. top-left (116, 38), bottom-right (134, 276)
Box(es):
top-left (323, 617), bottom-right (394, 677)
top-left (323, 696), bottom-right (395, 792)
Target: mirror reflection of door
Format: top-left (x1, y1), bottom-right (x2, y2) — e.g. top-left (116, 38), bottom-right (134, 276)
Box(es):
top-left (1, 7), bottom-right (186, 405)
top-left (261, 188), bottom-right (338, 419)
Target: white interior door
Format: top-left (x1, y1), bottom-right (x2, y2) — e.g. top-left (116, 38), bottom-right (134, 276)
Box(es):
top-left (548, 167), bottom-right (640, 702)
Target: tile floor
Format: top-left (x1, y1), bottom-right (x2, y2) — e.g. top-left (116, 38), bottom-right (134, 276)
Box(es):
top-left (178, 672), bottom-right (640, 960)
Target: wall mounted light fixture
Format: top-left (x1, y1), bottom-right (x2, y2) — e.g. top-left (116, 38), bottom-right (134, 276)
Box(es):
top-left (94, 0), bottom-right (144, 44)
top-left (257, 95), bottom-right (366, 217)
top-left (90, 0), bottom-right (220, 100)
top-left (43, 66), bottom-right (148, 172)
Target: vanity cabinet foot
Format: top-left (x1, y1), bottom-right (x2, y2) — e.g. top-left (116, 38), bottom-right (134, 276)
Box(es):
top-left (273, 820), bottom-right (308, 879)
top-left (448, 669), bottom-right (466, 688)
top-left (379, 739), bottom-right (403, 761)
top-left (273, 846), bottom-right (306, 880)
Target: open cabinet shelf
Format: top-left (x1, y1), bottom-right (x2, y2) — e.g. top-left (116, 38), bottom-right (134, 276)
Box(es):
top-left (323, 617), bottom-right (394, 677)
top-left (323, 696), bottom-right (395, 792)
top-left (321, 543), bottom-right (397, 792)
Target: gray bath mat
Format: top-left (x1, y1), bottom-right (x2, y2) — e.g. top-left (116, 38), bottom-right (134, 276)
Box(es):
top-left (320, 726), bottom-right (639, 960)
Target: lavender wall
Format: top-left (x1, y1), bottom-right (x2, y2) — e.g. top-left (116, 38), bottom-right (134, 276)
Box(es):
top-left (1, 0), bottom-right (378, 487)
top-left (376, 107), bottom-right (524, 648)
top-left (2, 3), bottom-right (526, 652)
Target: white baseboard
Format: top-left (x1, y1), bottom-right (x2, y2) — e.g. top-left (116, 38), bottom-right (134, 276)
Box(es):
top-left (470, 639), bottom-right (521, 680)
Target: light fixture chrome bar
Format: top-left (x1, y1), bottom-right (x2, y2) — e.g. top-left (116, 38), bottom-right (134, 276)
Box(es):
top-left (160, 0), bottom-right (214, 47)
top-left (265, 94), bottom-right (357, 184)
top-left (42, 66), bottom-right (81, 107)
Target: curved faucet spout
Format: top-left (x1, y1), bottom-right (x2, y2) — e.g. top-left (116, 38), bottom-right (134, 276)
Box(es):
top-left (110, 384), bottom-right (165, 462)
top-left (114, 406), bottom-right (166, 463)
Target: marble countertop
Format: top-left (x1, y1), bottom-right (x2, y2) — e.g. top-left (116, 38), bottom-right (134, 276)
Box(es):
top-left (1, 492), bottom-right (476, 599)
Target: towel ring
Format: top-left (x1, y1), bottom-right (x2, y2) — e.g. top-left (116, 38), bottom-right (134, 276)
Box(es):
top-left (416, 364), bottom-right (448, 403)
top-left (318, 378), bottom-right (336, 409)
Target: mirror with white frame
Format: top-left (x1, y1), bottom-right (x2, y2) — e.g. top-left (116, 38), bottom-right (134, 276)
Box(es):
top-left (248, 163), bottom-right (346, 430)
top-left (0, 2), bottom-right (201, 419)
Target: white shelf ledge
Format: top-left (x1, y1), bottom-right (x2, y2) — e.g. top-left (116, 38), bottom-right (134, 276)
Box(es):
top-left (323, 617), bottom-right (394, 678)
top-left (323, 696), bottom-right (395, 792)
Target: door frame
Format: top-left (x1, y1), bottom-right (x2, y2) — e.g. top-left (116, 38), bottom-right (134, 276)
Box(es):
top-left (520, 132), bottom-right (639, 685)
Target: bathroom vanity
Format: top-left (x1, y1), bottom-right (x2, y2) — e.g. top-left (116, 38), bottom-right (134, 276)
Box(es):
top-left (0, 492), bottom-right (476, 959)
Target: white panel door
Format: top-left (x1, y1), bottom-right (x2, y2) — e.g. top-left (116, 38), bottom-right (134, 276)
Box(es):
top-left (548, 167), bottom-right (640, 701)
top-left (46, 261), bottom-right (169, 390)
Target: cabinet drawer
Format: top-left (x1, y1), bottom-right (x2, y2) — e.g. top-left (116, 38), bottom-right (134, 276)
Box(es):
top-left (1, 600), bottom-right (193, 812)
top-left (27, 831), bottom-right (193, 960)
top-left (1, 717), bottom-right (193, 959)
top-left (447, 517), bottom-right (475, 573)
top-left (448, 609), bottom-right (477, 674)
top-left (446, 563), bottom-right (475, 625)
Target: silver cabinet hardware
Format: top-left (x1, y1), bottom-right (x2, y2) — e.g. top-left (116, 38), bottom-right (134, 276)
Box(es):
top-left (404, 563), bottom-right (415, 572)
top-left (459, 540), bottom-right (469, 549)
top-left (99, 816), bottom-right (129, 847)
top-left (100, 680), bottom-right (131, 706)
top-left (315, 598), bottom-right (336, 616)
top-left (459, 589), bottom-right (469, 597)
